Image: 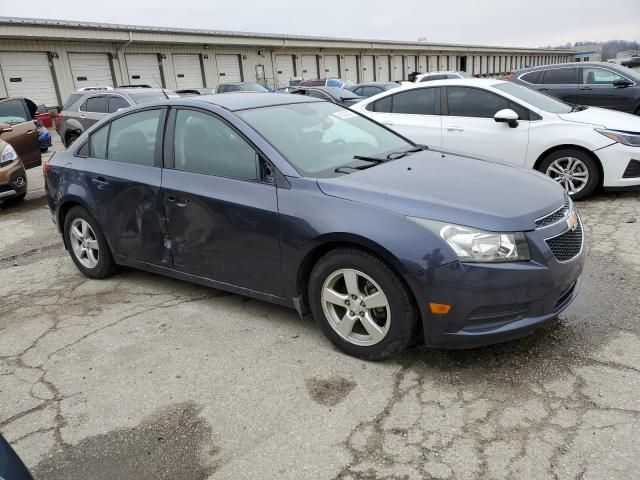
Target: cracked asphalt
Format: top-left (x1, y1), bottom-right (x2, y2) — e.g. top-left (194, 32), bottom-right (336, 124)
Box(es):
top-left (1, 136), bottom-right (639, 479)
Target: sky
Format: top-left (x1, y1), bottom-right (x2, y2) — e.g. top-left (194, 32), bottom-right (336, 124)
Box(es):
top-left (1, 0), bottom-right (638, 47)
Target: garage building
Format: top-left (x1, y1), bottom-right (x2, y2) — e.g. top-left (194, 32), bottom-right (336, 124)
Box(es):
top-left (0, 17), bottom-right (573, 108)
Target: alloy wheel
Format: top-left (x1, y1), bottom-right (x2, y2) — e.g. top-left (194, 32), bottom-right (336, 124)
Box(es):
top-left (545, 156), bottom-right (589, 195)
top-left (69, 218), bottom-right (100, 269)
top-left (321, 268), bottom-right (391, 346)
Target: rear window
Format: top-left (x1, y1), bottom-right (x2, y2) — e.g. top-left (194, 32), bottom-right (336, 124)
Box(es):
top-left (520, 71), bottom-right (543, 84)
top-left (63, 93), bottom-right (83, 111)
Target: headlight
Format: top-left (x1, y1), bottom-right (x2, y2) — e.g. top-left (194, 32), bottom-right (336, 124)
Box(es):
top-left (0, 143), bottom-right (18, 166)
top-left (408, 218), bottom-right (531, 263)
top-left (596, 129), bottom-right (640, 147)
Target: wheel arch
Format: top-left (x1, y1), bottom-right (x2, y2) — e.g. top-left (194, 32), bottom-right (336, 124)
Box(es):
top-left (57, 198), bottom-right (97, 250)
top-left (294, 234), bottom-right (423, 339)
top-left (533, 144), bottom-right (604, 188)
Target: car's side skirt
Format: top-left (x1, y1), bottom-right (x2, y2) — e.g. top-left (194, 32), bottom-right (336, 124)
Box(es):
top-left (116, 255), bottom-right (295, 310)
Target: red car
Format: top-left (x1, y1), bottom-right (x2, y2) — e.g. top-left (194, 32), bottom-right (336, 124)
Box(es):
top-left (34, 104), bottom-right (52, 129)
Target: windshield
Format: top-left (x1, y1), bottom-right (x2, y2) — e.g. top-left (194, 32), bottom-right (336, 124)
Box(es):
top-left (493, 82), bottom-right (573, 113)
top-left (238, 83), bottom-right (268, 92)
top-left (130, 92), bottom-right (168, 104)
top-left (237, 101), bottom-right (413, 177)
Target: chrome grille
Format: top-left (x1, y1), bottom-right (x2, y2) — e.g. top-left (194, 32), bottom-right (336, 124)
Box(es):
top-left (546, 221), bottom-right (583, 262)
top-left (535, 195), bottom-right (571, 228)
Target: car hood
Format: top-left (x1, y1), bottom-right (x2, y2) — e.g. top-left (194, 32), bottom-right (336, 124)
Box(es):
top-left (316, 150), bottom-right (565, 232)
top-left (558, 106), bottom-right (640, 130)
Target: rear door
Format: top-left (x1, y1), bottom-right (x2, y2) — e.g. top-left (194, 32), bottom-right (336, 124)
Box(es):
top-left (578, 66), bottom-right (636, 112)
top-left (161, 107), bottom-right (283, 296)
top-left (441, 86), bottom-right (529, 165)
top-left (0, 98), bottom-right (40, 168)
top-left (79, 108), bottom-right (168, 265)
top-left (364, 87), bottom-right (442, 148)
top-left (539, 67), bottom-right (579, 104)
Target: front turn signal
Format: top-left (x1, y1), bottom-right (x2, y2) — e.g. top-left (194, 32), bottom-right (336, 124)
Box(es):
top-left (429, 303), bottom-right (452, 314)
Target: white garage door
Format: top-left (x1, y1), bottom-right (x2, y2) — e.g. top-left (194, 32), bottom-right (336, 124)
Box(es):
top-left (392, 56), bottom-right (403, 81)
top-left (405, 56), bottom-right (417, 78)
top-left (342, 55), bottom-right (357, 82)
top-left (215, 54), bottom-right (242, 83)
top-left (323, 55), bottom-right (339, 78)
top-left (300, 55), bottom-right (318, 79)
top-left (0, 52), bottom-right (58, 106)
top-left (377, 56), bottom-right (390, 81)
top-left (275, 55), bottom-right (295, 87)
top-left (361, 55), bottom-right (374, 82)
top-left (439, 55), bottom-right (448, 71)
top-left (428, 56), bottom-right (438, 72)
top-left (69, 53), bottom-right (114, 90)
top-left (449, 56), bottom-right (457, 71)
top-left (173, 54), bottom-right (203, 89)
top-left (473, 56), bottom-right (481, 75)
top-left (125, 54), bottom-right (162, 87)
top-left (418, 55), bottom-right (427, 73)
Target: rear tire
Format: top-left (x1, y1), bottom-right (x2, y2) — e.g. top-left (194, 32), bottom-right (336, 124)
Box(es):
top-left (63, 206), bottom-right (117, 279)
top-left (538, 148), bottom-right (600, 200)
top-left (308, 248), bottom-right (418, 361)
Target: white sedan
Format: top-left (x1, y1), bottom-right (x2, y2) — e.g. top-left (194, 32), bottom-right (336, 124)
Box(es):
top-left (351, 79), bottom-right (640, 199)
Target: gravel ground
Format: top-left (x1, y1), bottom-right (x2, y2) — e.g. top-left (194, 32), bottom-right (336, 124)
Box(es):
top-left (0, 135), bottom-right (639, 479)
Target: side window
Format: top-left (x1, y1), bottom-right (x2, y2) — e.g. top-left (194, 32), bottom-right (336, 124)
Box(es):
top-left (520, 71), bottom-right (542, 84)
top-left (368, 95), bottom-right (392, 113)
top-left (81, 96), bottom-right (108, 113)
top-left (391, 88), bottom-right (437, 115)
top-left (228, 85), bottom-right (240, 92)
top-left (542, 68), bottom-right (577, 84)
top-left (89, 125), bottom-right (109, 159)
top-left (0, 99), bottom-right (29, 124)
top-left (446, 87), bottom-right (509, 118)
top-left (218, 85), bottom-right (228, 93)
top-left (107, 109), bottom-right (163, 166)
top-left (108, 96), bottom-right (130, 113)
top-left (174, 109), bottom-right (257, 181)
top-left (582, 67), bottom-right (625, 85)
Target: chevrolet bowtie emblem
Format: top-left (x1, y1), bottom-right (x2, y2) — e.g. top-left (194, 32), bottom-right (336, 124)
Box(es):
top-left (567, 211), bottom-right (578, 232)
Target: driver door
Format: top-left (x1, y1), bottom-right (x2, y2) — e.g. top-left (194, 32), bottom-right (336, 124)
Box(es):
top-left (0, 98), bottom-right (40, 168)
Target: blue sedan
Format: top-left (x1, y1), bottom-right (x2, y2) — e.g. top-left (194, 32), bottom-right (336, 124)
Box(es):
top-left (44, 93), bottom-right (584, 360)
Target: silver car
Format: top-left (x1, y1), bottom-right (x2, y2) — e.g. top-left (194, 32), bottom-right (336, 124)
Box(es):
top-left (57, 87), bottom-right (174, 147)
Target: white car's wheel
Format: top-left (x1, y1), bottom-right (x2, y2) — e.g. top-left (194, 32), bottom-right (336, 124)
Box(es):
top-left (539, 149), bottom-right (600, 200)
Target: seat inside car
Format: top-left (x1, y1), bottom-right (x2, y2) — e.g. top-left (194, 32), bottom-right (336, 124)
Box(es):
top-left (112, 128), bottom-right (151, 165)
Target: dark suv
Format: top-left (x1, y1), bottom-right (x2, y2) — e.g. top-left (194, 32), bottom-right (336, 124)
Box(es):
top-left (57, 87), bottom-right (173, 146)
top-left (509, 62), bottom-right (640, 115)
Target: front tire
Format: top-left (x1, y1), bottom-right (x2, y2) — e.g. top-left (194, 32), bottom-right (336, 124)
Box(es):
top-left (63, 206), bottom-right (117, 279)
top-left (308, 248), bottom-right (418, 361)
top-left (538, 148), bottom-right (600, 200)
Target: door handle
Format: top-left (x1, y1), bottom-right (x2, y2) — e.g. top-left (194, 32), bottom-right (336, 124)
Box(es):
top-left (26, 129), bottom-right (35, 135)
top-left (80, 115), bottom-right (86, 119)
top-left (167, 196), bottom-right (190, 207)
top-left (579, 87), bottom-right (592, 91)
top-left (381, 120), bottom-right (394, 126)
top-left (538, 88), bottom-right (549, 92)
top-left (447, 126), bottom-right (464, 132)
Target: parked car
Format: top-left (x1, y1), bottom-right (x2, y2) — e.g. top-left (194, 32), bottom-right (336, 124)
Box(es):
top-left (348, 82), bottom-right (400, 98)
top-left (44, 93), bottom-right (584, 359)
top-left (0, 97), bottom-right (42, 175)
top-left (415, 71), bottom-right (472, 82)
top-left (274, 86), bottom-right (298, 93)
top-left (175, 88), bottom-right (216, 96)
top-left (34, 103), bottom-right (53, 128)
top-left (215, 82), bottom-right (268, 93)
top-left (289, 86), bottom-right (363, 107)
top-left (0, 138), bottom-right (28, 202)
top-left (57, 87), bottom-right (173, 147)
top-left (0, 435), bottom-right (33, 480)
top-left (36, 120), bottom-right (52, 152)
top-left (351, 79), bottom-right (640, 199)
top-left (300, 78), bottom-right (356, 89)
top-left (509, 62), bottom-right (640, 115)
top-left (621, 57), bottom-right (640, 69)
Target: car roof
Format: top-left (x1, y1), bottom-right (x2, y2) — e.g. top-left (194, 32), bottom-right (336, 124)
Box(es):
top-left (352, 82), bottom-right (399, 87)
top-left (513, 61), bottom-right (620, 73)
top-left (393, 78), bottom-right (503, 90)
top-left (180, 92), bottom-right (322, 111)
top-left (418, 71), bottom-right (460, 75)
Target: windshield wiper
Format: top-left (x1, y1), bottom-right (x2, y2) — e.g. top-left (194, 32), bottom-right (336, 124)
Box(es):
top-left (335, 156), bottom-right (387, 174)
top-left (385, 144), bottom-right (428, 160)
top-left (352, 155), bottom-right (388, 163)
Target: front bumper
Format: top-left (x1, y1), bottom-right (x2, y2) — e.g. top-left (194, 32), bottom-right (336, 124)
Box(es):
top-left (406, 217), bottom-right (585, 349)
top-left (0, 162), bottom-right (27, 200)
top-left (597, 142), bottom-right (640, 189)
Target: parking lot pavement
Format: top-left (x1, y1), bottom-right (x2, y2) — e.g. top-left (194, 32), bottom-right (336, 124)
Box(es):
top-left (1, 136), bottom-right (639, 479)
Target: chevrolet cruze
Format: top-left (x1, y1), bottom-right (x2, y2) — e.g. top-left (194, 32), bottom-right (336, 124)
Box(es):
top-left (44, 93), bottom-right (584, 360)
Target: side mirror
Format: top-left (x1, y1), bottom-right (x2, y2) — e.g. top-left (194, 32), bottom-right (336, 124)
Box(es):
top-left (0, 122), bottom-right (12, 133)
top-left (613, 79), bottom-right (632, 88)
top-left (494, 109), bottom-right (519, 128)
